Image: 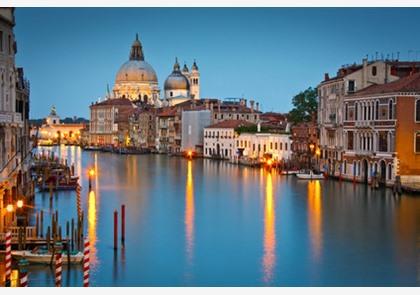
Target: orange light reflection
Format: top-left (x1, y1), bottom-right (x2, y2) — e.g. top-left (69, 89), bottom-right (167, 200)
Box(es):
top-left (262, 171), bottom-right (276, 284)
top-left (185, 160), bottom-right (195, 265)
top-left (307, 180), bottom-right (322, 262)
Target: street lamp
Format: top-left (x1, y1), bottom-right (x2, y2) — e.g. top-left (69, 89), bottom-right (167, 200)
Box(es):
top-left (17, 200), bottom-right (23, 209)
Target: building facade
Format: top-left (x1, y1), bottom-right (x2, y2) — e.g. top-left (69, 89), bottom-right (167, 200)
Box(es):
top-left (128, 106), bottom-right (157, 150)
top-left (181, 109), bottom-right (211, 154)
top-left (235, 132), bottom-right (293, 163)
top-left (291, 121), bottom-right (319, 169)
top-left (37, 106), bottom-right (85, 145)
top-left (318, 58), bottom-right (420, 176)
top-left (89, 98), bottom-right (135, 146)
top-left (203, 120), bottom-right (249, 159)
top-left (0, 8), bottom-right (32, 233)
top-left (341, 71), bottom-right (420, 186)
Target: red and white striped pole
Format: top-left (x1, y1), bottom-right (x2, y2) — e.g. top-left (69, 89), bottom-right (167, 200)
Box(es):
top-left (18, 258), bottom-right (29, 287)
top-left (76, 184), bottom-right (81, 218)
top-left (83, 238), bottom-right (90, 287)
top-left (5, 231), bottom-right (12, 287)
top-left (55, 252), bottom-right (62, 287)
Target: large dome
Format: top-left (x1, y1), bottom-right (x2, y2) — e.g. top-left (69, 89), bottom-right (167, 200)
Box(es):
top-left (164, 58), bottom-right (190, 91)
top-left (115, 60), bottom-right (158, 84)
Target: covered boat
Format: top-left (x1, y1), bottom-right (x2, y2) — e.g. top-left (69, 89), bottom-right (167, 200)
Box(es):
top-left (11, 247), bottom-right (83, 264)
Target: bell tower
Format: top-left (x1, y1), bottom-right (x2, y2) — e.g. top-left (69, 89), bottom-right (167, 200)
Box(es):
top-left (189, 60), bottom-right (200, 100)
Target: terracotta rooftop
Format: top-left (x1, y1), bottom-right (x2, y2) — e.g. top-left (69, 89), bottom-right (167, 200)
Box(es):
top-left (205, 120), bottom-right (254, 129)
top-left (350, 71), bottom-right (420, 96)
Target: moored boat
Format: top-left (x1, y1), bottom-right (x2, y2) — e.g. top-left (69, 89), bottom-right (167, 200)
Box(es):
top-left (296, 170), bottom-right (324, 180)
top-left (11, 249), bottom-right (83, 264)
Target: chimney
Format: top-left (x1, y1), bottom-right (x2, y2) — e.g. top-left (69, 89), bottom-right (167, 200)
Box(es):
top-left (244, 99), bottom-right (247, 108)
top-left (256, 102), bottom-right (259, 112)
top-left (250, 100), bottom-right (255, 113)
top-left (324, 73), bottom-right (329, 81)
top-left (257, 122), bottom-right (261, 133)
top-left (205, 99), bottom-right (209, 110)
top-left (217, 100), bottom-right (221, 112)
top-left (240, 98), bottom-right (245, 106)
top-left (210, 102), bottom-right (214, 111)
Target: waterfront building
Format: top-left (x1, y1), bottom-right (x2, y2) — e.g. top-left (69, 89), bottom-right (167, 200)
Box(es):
top-left (37, 106), bottom-right (86, 145)
top-left (89, 98), bottom-right (135, 146)
top-left (128, 105), bottom-right (157, 150)
top-left (341, 70), bottom-right (420, 187)
top-left (181, 109), bottom-right (211, 154)
top-left (203, 120), bottom-right (251, 159)
top-left (156, 106), bottom-right (181, 153)
top-left (0, 8), bottom-right (32, 233)
top-left (318, 58), bottom-right (420, 176)
top-left (291, 120), bottom-right (319, 169)
top-left (112, 34), bottom-right (160, 105)
top-left (163, 58), bottom-right (200, 106)
top-left (260, 112), bottom-right (289, 133)
top-left (235, 130), bottom-right (293, 164)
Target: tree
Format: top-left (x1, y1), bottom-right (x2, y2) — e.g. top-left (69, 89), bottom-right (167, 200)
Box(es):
top-left (288, 87), bottom-right (318, 124)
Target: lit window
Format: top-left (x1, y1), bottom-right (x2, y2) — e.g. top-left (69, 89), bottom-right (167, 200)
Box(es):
top-left (416, 99), bottom-right (420, 122)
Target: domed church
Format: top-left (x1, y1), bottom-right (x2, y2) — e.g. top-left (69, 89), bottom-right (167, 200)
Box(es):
top-left (163, 58), bottom-right (200, 106)
top-left (113, 34), bottom-right (160, 105)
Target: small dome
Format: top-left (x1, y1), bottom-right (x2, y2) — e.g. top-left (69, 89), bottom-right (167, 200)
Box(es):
top-left (164, 58), bottom-right (190, 91)
top-left (116, 60), bottom-right (158, 83)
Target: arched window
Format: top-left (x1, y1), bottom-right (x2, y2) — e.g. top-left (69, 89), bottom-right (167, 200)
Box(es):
top-left (416, 99), bottom-right (420, 122)
top-left (389, 99), bottom-right (394, 119)
top-left (375, 100), bottom-right (379, 120)
top-left (345, 103), bottom-right (348, 121)
top-left (372, 66), bottom-right (377, 76)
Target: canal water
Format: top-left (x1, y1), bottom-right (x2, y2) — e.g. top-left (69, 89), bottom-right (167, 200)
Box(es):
top-left (24, 145), bottom-right (419, 286)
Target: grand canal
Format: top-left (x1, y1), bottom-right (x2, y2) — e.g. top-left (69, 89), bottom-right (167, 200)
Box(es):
top-left (24, 146), bottom-right (419, 286)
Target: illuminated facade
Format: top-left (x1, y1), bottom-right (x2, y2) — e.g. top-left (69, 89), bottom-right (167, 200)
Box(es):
top-left (0, 8), bottom-right (32, 233)
top-left (37, 106), bottom-right (85, 145)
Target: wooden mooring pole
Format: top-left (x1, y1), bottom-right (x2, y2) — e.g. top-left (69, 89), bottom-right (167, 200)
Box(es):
top-left (121, 204), bottom-right (125, 245)
top-left (114, 210), bottom-right (118, 250)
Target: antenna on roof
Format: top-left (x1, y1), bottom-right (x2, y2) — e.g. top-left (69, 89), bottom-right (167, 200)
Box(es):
top-left (397, 51), bottom-right (400, 60)
top-left (375, 52), bottom-right (378, 60)
top-left (391, 52), bottom-right (394, 61)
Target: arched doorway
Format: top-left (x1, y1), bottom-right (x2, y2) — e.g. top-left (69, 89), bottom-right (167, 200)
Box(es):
top-left (362, 159), bottom-right (369, 184)
top-left (379, 160), bottom-right (386, 185)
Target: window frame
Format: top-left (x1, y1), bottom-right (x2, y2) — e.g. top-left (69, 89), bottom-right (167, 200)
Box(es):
top-left (415, 131), bottom-right (420, 154)
top-left (415, 98), bottom-right (420, 123)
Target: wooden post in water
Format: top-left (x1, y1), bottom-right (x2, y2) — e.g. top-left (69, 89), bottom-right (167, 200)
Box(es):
top-left (46, 226), bottom-right (51, 251)
top-left (36, 212), bottom-right (39, 238)
top-left (49, 181), bottom-right (53, 199)
top-left (121, 204), bottom-right (125, 245)
top-left (71, 218), bottom-right (74, 251)
top-left (66, 221), bottom-right (70, 240)
top-left (114, 210), bottom-right (118, 250)
top-left (23, 226), bottom-right (27, 249)
top-left (40, 210), bottom-right (44, 238)
top-left (18, 227), bottom-right (22, 250)
top-left (58, 226), bottom-right (62, 242)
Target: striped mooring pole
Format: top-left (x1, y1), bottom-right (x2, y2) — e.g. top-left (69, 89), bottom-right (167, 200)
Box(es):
top-left (5, 231), bottom-right (12, 286)
top-left (55, 252), bottom-right (62, 287)
top-left (18, 258), bottom-right (29, 287)
top-left (76, 184), bottom-right (82, 218)
top-left (83, 238), bottom-right (90, 287)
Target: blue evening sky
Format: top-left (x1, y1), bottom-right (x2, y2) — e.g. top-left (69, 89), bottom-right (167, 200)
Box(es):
top-left (14, 8), bottom-right (420, 119)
